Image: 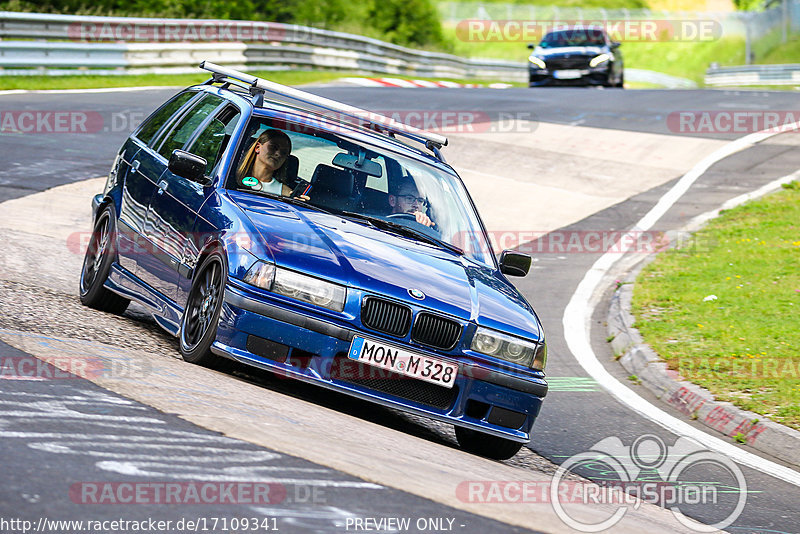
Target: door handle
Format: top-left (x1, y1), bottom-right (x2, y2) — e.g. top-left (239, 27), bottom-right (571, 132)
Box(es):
top-left (157, 180), bottom-right (168, 195)
top-left (131, 160), bottom-right (140, 173)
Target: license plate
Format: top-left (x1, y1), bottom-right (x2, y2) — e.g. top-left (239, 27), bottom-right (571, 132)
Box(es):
top-left (347, 337), bottom-right (458, 389)
top-left (554, 70), bottom-right (581, 79)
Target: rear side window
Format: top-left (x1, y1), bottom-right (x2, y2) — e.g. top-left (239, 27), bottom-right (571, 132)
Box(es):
top-left (156, 94), bottom-right (224, 160)
top-left (135, 91), bottom-right (195, 147)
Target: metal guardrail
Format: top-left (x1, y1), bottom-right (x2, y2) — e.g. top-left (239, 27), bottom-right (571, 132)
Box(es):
top-left (705, 64), bottom-right (800, 86)
top-left (0, 11), bottom-right (527, 80)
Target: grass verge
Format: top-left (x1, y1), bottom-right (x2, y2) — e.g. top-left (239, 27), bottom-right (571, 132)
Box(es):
top-left (0, 70), bottom-right (526, 91)
top-left (632, 181), bottom-right (800, 430)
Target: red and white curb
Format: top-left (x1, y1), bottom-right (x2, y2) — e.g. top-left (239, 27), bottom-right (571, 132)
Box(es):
top-left (339, 77), bottom-right (512, 89)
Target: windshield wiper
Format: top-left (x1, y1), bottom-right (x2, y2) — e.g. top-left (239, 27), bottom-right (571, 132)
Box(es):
top-left (339, 212), bottom-right (463, 255)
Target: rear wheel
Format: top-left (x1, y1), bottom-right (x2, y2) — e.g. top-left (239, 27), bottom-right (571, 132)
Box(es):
top-left (79, 208), bottom-right (130, 314)
top-left (179, 251), bottom-right (226, 367)
top-left (455, 426), bottom-right (524, 460)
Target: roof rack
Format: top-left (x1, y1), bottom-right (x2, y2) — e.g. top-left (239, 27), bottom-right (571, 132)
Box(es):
top-left (199, 61), bottom-right (448, 151)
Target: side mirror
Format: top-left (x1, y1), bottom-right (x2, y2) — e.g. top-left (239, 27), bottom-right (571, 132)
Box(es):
top-left (611, 41), bottom-right (621, 49)
top-left (499, 250), bottom-right (531, 277)
top-left (169, 150), bottom-right (211, 185)
top-left (527, 43), bottom-right (535, 49)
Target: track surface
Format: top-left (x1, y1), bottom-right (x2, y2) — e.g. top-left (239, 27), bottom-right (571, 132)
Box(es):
top-left (1, 86), bottom-right (799, 533)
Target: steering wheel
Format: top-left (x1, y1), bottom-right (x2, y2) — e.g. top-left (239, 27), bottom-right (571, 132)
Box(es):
top-left (386, 213), bottom-right (417, 221)
top-left (386, 212), bottom-right (439, 233)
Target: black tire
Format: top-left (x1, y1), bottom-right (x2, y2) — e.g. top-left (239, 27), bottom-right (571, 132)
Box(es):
top-left (79, 207), bottom-right (130, 314)
top-left (616, 72), bottom-right (625, 88)
top-left (179, 250), bottom-right (226, 367)
top-left (455, 426), bottom-right (524, 460)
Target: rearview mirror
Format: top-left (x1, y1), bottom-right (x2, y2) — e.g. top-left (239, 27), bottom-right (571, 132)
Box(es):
top-left (332, 152), bottom-right (382, 177)
top-left (499, 250), bottom-right (531, 277)
top-left (169, 150), bottom-right (211, 185)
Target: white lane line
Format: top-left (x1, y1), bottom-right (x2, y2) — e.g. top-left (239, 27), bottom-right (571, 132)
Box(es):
top-left (563, 123), bottom-right (800, 488)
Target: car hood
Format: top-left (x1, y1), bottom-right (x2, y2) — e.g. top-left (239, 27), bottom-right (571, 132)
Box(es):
top-left (230, 193), bottom-right (542, 341)
top-left (534, 45), bottom-right (605, 58)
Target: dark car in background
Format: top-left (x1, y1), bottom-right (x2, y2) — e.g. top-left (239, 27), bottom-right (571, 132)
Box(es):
top-left (528, 26), bottom-right (624, 87)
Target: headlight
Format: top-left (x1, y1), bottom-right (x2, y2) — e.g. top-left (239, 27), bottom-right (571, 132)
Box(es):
top-left (243, 261), bottom-right (275, 290)
top-left (589, 54), bottom-right (611, 68)
top-left (470, 327), bottom-right (544, 369)
top-left (243, 262), bottom-right (347, 312)
top-left (528, 56), bottom-right (546, 69)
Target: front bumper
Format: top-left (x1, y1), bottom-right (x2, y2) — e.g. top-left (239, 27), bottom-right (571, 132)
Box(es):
top-left (529, 68), bottom-right (610, 86)
top-left (214, 283), bottom-right (548, 443)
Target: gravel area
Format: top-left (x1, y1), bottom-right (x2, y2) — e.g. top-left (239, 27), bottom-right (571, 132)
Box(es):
top-left (0, 278), bottom-right (178, 356)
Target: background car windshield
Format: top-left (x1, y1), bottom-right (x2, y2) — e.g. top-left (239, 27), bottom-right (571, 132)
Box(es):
top-left (230, 119), bottom-right (495, 267)
top-left (540, 29), bottom-right (606, 47)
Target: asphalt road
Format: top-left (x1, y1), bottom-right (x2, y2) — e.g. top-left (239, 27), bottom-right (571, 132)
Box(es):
top-left (1, 85), bottom-right (799, 533)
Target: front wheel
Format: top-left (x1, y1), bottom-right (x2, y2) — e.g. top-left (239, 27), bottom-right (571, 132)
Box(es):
top-left (79, 207), bottom-right (130, 314)
top-left (179, 251), bottom-right (226, 367)
top-left (455, 426), bottom-right (524, 460)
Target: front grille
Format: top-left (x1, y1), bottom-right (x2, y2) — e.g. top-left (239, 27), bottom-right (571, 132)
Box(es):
top-left (361, 297), bottom-right (412, 337)
top-left (334, 358), bottom-right (458, 409)
top-left (548, 55), bottom-right (590, 69)
top-left (411, 312), bottom-right (462, 350)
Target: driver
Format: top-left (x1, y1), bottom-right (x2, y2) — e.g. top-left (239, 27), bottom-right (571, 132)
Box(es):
top-left (388, 177), bottom-right (434, 227)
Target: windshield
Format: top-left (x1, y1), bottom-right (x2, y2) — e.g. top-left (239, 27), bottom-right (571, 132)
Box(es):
top-left (540, 29), bottom-right (606, 48)
top-left (227, 117), bottom-right (495, 266)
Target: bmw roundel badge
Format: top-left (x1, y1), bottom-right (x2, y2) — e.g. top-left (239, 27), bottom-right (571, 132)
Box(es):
top-left (408, 288), bottom-right (425, 300)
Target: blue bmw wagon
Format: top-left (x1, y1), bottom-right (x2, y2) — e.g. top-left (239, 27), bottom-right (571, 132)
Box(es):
top-left (80, 62), bottom-right (548, 460)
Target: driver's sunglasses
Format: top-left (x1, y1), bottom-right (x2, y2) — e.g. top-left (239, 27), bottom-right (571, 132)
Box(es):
top-left (399, 195), bottom-right (429, 207)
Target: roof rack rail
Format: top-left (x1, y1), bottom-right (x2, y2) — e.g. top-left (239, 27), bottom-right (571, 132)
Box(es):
top-left (199, 61), bottom-right (448, 150)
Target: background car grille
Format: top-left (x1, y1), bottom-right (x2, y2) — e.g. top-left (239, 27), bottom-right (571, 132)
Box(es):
top-left (548, 55), bottom-right (591, 69)
top-left (411, 312), bottom-right (462, 350)
top-left (362, 297), bottom-right (412, 337)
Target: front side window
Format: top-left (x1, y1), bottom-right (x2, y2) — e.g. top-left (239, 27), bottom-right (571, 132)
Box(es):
top-left (135, 91), bottom-right (195, 147)
top-left (185, 106), bottom-right (241, 174)
top-left (156, 94), bottom-right (224, 160)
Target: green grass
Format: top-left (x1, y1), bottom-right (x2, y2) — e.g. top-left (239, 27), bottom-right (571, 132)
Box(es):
top-left (0, 70), bottom-right (526, 91)
top-left (758, 34), bottom-right (800, 64)
top-left (632, 182), bottom-right (800, 430)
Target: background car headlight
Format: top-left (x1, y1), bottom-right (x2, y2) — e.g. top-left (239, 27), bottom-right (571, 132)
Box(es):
top-left (589, 54), bottom-right (611, 68)
top-left (471, 327), bottom-right (542, 368)
top-left (528, 56), bottom-right (546, 69)
top-left (243, 262), bottom-right (346, 312)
